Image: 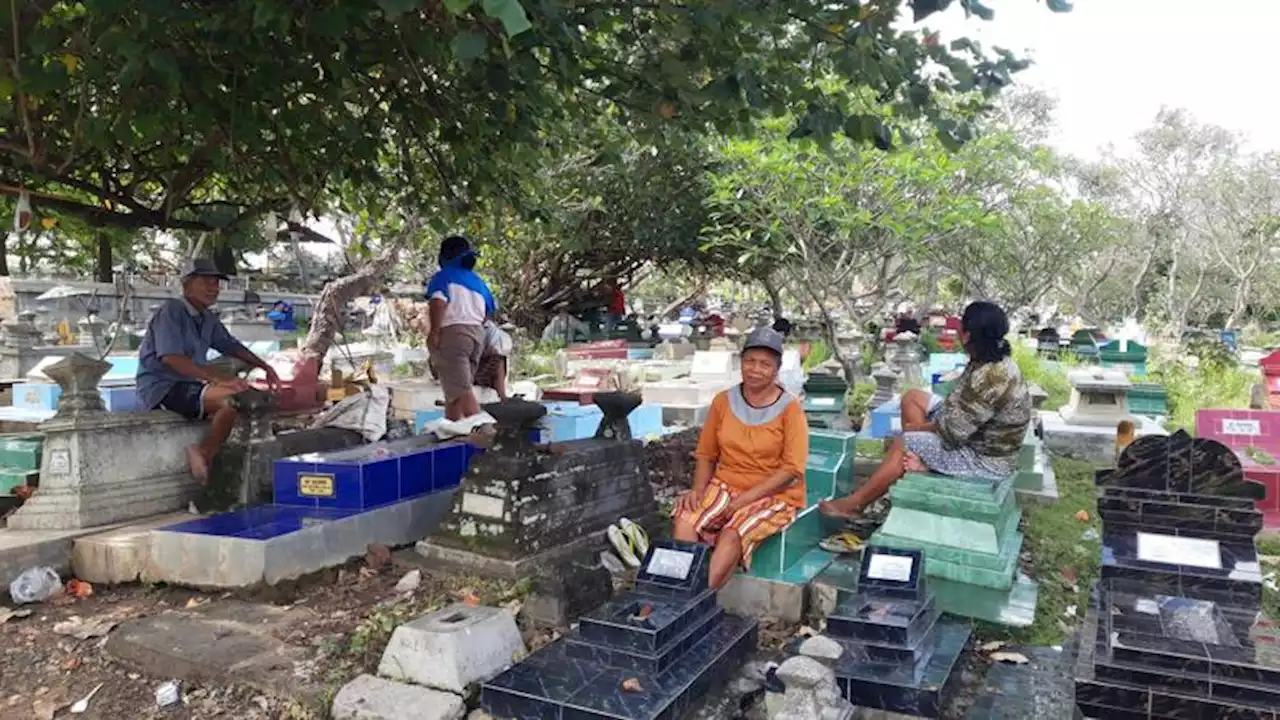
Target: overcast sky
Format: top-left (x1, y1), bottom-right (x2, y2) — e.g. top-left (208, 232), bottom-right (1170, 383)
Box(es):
top-left (928, 0), bottom-right (1278, 159)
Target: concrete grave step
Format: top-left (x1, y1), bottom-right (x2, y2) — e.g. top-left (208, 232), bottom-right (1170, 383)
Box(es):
top-left (71, 512), bottom-right (194, 584)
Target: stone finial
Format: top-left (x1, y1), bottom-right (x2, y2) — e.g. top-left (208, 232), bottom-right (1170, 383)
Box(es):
top-left (44, 352), bottom-right (110, 416)
top-left (77, 314), bottom-right (107, 349)
top-left (482, 397), bottom-right (547, 452)
top-left (766, 656), bottom-right (855, 720)
top-left (594, 391), bottom-right (642, 441)
top-left (1, 311), bottom-right (41, 349)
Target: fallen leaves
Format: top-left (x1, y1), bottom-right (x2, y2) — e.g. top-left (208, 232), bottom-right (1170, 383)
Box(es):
top-left (1075, 509), bottom-right (1091, 523)
top-left (621, 677), bottom-right (643, 692)
top-left (978, 640), bottom-right (1004, 652)
top-left (0, 607), bottom-right (31, 624)
top-left (52, 615), bottom-right (119, 640)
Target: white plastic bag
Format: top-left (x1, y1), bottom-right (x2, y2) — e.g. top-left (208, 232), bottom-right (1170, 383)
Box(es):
top-left (9, 566), bottom-right (61, 604)
top-left (484, 321), bottom-right (513, 357)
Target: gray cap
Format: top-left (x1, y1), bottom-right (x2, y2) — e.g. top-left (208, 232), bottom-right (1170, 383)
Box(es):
top-left (743, 326), bottom-right (784, 355)
top-left (181, 258), bottom-right (229, 281)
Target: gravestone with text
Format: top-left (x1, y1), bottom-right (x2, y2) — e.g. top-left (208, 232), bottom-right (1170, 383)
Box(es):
top-left (810, 548), bottom-right (971, 717)
top-left (1074, 430), bottom-right (1280, 719)
top-left (481, 539), bottom-right (757, 719)
top-left (1195, 408), bottom-right (1280, 530)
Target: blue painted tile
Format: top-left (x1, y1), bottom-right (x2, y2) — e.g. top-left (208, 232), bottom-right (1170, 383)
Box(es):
top-left (272, 461), bottom-right (319, 508)
top-left (399, 450), bottom-right (432, 499)
top-left (433, 443), bottom-right (468, 491)
top-left (161, 505), bottom-right (364, 538)
top-left (361, 459), bottom-right (400, 508)
top-left (309, 464), bottom-right (363, 510)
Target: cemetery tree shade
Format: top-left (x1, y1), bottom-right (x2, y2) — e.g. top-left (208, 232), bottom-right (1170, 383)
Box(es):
top-left (0, 1), bottom-right (1068, 234)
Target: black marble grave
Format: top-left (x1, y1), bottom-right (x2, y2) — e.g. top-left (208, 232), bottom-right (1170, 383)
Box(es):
top-left (1075, 430), bottom-right (1280, 719)
top-left (807, 547), bottom-right (972, 718)
top-left (482, 540), bottom-right (758, 720)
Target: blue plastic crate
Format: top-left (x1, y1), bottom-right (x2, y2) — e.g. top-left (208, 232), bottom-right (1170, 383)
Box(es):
top-left (272, 437), bottom-right (473, 510)
top-left (867, 396), bottom-right (902, 439)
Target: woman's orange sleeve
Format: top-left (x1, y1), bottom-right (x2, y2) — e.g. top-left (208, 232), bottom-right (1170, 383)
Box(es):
top-left (694, 393), bottom-right (726, 462)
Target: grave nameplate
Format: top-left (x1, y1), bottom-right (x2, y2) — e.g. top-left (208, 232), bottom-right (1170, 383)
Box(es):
top-left (1075, 430), bottom-right (1280, 718)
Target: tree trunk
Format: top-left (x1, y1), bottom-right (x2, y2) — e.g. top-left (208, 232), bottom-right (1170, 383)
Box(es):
top-left (95, 232), bottom-right (112, 283)
top-left (300, 245), bottom-right (402, 362)
top-left (761, 274), bottom-right (785, 319)
top-left (0, 231), bottom-right (9, 276)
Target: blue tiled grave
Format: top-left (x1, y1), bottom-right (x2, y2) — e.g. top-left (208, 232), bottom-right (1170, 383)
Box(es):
top-left (145, 438), bottom-right (476, 587)
top-left (12, 382), bottom-right (141, 412)
top-left (271, 435), bottom-right (474, 510)
top-left (537, 401), bottom-right (664, 443)
top-left (803, 547), bottom-right (971, 718)
top-left (1075, 430), bottom-right (1280, 719)
top-left (482, 540), bottom-right (758, 720)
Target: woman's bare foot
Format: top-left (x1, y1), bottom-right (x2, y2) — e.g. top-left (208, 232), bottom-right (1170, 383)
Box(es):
top-left (818, 498), bottom-right (860, 519)
top-left (186, 445), bottom-right (210, 484)
top-left (904, 452), bottom-right (928, 473)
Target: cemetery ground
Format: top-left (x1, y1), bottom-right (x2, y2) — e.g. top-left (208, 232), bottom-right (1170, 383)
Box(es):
top-left (5, 453), bottom-right (1274, 720)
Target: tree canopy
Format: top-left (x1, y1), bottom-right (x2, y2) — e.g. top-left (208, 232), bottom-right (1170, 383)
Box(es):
top-left (1, 0), bottom-right (1069, 235)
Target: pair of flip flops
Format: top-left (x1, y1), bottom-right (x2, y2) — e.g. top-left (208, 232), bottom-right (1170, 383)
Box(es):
top-left (819, 531), bottom-right (865, 554)
top-left (606, 518), bottom-right (650, 568)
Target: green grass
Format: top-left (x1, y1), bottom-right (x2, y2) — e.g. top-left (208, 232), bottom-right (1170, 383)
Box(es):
top-left (1010, 341), bottom-right (1079, 411)
top-left (803, 339), bottom-right (833, 371)
top-left (973, 457), bottom-right (1101, 646)
top-left (1147, 355), bottom-right (1255, 432)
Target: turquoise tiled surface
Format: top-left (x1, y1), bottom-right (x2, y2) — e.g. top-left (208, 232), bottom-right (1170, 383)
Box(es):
top-left (932, 572), bottom-right (1038, 627)
top-left (875, 508), bottom-right (1003, 555)
top-left (897, 471), bottom-right (1001, 500)
top-left (1128, 382), bottom-right (1167, 416)
top-left (889, 480), bottom-right (1014, 525)
top-left (750, 506), bottom-right (825, 578)
top-left (874, 510), bottom-right (1021, 576)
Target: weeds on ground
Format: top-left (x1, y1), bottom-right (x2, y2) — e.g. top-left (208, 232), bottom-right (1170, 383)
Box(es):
top-left (1010, 342), bottom-right (1078, 411)
top-left (973, 458), bottom-right (1101, 647)
top-left (1147, 353), bottom-right (1255, 432)
top-left (803, 339), bottom-right (832, 371)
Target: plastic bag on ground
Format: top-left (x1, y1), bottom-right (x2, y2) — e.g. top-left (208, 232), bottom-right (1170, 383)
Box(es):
top-left (10, 566), bottom-right (61, 604)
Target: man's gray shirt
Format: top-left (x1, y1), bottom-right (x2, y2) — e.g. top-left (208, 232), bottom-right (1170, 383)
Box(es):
top-left (136, 298), bottom-right (249, 408)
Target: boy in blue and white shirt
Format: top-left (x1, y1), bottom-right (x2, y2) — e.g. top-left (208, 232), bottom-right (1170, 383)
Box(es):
top-left (426, 235), bottom-right (496, 420)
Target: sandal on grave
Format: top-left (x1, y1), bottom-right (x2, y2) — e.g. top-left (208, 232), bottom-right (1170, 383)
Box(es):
top-left (819, 531), bottom-right (865, 554)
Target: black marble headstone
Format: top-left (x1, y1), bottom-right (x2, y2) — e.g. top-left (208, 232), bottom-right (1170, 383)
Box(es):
top-left (481, 540), bottom-right (758, 720)
top-left (1075, 430), bottom-right (1280, 718)
top-left (814, 548), bottom-right (971, 718)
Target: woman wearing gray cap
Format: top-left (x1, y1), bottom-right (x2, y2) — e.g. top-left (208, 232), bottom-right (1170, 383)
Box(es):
top-left (672, 326), bottom-right (808, 589)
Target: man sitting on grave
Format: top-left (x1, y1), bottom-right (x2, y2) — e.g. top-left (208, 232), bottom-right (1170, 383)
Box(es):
top-left (819, 301), bottom-right (1031, 523)
top-left (672, 326), bottom-right (808, 589)
top-left (136, 259), bottom-right (281, 483)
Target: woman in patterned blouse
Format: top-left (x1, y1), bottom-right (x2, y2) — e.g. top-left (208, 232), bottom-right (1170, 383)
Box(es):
top-left (820, 301), bottom-right (1032, 520)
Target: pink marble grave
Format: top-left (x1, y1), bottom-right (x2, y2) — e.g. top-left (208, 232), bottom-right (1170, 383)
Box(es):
top-left (1195, 408), bottom-right (1280, 529)
top-left (565, 339), bottom-right (628, 361)
top-left (541, 367), bottom-right (613, 405)
top-left (1261, 351), bottom-right (1280, 410)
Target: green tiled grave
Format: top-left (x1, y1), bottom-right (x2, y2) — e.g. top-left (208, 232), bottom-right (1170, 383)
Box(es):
top-left (1015, 427), bottom-right (1043, 492)
top-left (869, 470), bottom-right (1038, 625)
top-left (802, 374), bottom-right (849, 428)
top-left (0, 435), bottom-right (42, 471)
top-left (1098, 339), bottom-right (1147, 377)
top-left (749, 505), bottom-right (828, 579)
top-left (1127, 382), bottom-right (1167, 416)
top-left (808, 429), bottom-right (857, 501)
top-left (0, 433), bottom-right (41, 496)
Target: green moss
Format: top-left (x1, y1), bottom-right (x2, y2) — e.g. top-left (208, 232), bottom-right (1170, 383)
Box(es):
top-left (1246, 447), bottom-right (1277, 466)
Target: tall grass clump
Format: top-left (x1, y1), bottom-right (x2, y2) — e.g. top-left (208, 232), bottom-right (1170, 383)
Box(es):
top-left (1148, 351), bottom-right (1256, 432)
top-left (1010, 340), bottom-right (1075, 411)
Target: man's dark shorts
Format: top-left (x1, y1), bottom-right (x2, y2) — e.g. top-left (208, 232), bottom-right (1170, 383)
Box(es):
top-left (159, 381), bottom-right (208, 420)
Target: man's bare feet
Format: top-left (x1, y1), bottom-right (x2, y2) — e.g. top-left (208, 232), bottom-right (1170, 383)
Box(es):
top-left (186, 445), bottom-right (210, 484)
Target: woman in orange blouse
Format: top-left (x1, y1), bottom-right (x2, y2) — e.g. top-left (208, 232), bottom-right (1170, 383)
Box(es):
top-left (672, 327), bottom-right (808, 589)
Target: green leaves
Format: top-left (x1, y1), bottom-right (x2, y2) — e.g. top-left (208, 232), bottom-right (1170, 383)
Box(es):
top-left (911, 0), bottom-right (954, 23)
top-left (444, 0), bottom-right (475, 13)
top-left (377, 0), bottom-right (421, 20)
top-left (482, 0), bottom-right (533, 37)
top-left (451, 32), bottom-right (488, 63)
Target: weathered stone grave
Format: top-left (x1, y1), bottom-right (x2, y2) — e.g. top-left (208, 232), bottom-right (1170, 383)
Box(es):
top-left (1074, 431), bottom-right (1280, 719)
top-left (1195, 408), bottom-right (1280, 531)
top-left (1042, 368), bottom-right (1166, 465)
top-left (801, 547), bottom-right (971, 717)
top-left (481, 539), bottom-right (758, 719)
top-left (145, 433), bottom-right (469, 587)
top-left (641, 350), bottom-right (739, 427)
top-left (416, 393), bottom-right (657, 578)
top-left (887, 333), bottom-right (925, 388)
